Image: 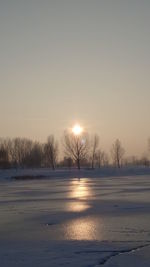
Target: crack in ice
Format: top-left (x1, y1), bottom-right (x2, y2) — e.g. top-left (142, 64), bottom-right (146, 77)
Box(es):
top-left (87, 243), bottom-right (150, 266)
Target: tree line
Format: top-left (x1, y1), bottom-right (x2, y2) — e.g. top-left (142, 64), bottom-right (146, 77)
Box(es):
top-left (0, 132), bottom-right (149, 170)
top-left (0, 136), bottom-right (58, 169)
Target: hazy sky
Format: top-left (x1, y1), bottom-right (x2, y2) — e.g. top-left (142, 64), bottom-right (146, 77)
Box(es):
top-left (0, 0), bottom-right (150, 156)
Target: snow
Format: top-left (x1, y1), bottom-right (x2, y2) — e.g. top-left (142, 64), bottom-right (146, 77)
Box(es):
top-left (0, 168), bottom-right (150, 266)
top-left (1, 166), bottom-right (150, 180)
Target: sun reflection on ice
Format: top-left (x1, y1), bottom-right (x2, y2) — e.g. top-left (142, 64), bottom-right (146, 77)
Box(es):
top-left (63, 216), bottom-right (103, 240)
top-left (70, 179), bottom-right (90, 199)
top-left (66, 202), bottom-right (90, 212)
top-left (61, 179), bottom-right (103, 240)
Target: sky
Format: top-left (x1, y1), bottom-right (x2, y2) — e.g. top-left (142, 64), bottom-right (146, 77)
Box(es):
top-left (0, 0), bottom-right (150, 157)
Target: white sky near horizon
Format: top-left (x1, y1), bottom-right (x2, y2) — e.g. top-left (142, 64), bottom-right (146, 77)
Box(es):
top-left (0, 0), bottom-right (150, 157)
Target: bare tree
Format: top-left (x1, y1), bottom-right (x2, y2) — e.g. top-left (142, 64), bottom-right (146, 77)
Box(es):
top-left (102, 151), bottom-right (109, 166)
top-left (140, 156), bottom-right (149, 167)
top-left (44, 135), bottom-right (58, 170)
top-left (60, 156), bottom-right (74, 169)
top-left (111, 139), bottom-right (125, 168)
top-left (63, 131), bottom-right (89, 170)
top-left (21, 139), bottom-right (34, 167)
top-left (0, 140), bottom-right (9, 168)
top-left (148, 138), bottom-right (150, 161)
top-left (8, 138), bottom-right (23, 167)
top-left (90, 134), bottom-right (99, 169)
top-left (28, 142), bottom-right (43, 168)
top-left (7, 138), bottom-right (34, 168)
top-left (124, 156), bottom-right (138, 166)
top-left (96, 149), bottom-right (109, 168)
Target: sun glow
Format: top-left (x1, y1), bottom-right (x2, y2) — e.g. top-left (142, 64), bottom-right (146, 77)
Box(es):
top-left (72, 124), bottom-right (83, 136)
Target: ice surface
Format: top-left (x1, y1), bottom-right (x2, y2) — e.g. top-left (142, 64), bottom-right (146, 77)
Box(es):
top-left (0, 169), bottom-right (150, 266)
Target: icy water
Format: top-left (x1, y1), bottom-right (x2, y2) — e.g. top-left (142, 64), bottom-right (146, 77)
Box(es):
top-left (0, 175), bottom-right (150, 267)
top-left (0, 176), bottom-right (150, 242)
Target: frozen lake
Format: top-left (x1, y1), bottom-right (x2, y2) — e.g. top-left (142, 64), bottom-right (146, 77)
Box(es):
top-left (0, 174), bottom-right (150, 266)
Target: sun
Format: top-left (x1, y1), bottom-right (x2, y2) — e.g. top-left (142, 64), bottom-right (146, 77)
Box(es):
top-left (72, 124), bottom-right (83, 136)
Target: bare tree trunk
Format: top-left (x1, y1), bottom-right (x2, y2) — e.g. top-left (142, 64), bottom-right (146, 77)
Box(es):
top-left (77, 158), bottom-right (80, 170)
top-left (91, 134), bottom-right (99, 169)
top-left (91, 158), bottom-right (94, 169)
top-left (111, 139), bottom-right (125, 169)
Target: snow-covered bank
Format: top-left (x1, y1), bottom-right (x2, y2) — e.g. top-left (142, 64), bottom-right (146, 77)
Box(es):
top-left (1, 166), bottom-right (150, 180)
